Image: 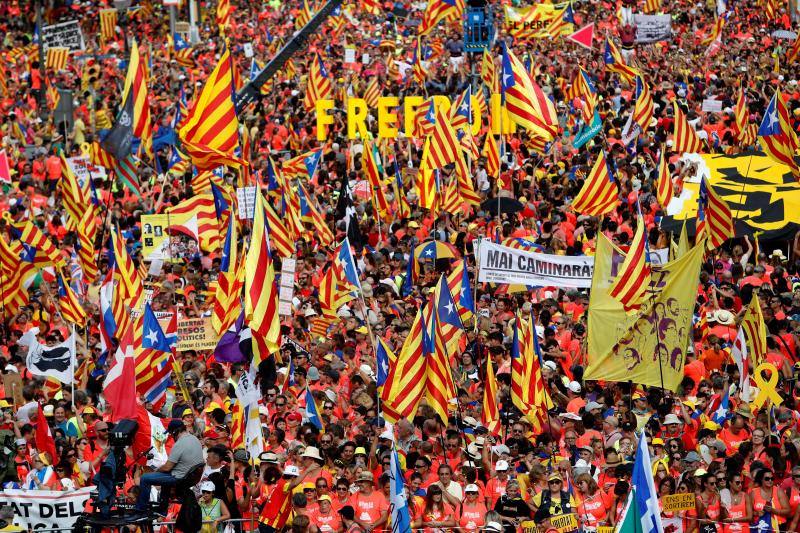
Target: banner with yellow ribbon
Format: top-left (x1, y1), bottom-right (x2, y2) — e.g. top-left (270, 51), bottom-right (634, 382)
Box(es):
top-left (584, 234), bottom-right (705, 391)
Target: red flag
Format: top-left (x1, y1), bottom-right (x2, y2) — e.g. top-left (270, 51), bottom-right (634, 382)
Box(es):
top-left (35, 404), bottom-right (57, 464)
top-left (103, 325), bottom-right (139, 421)
top-left (0, 150), bottom-right (11, 183)
top-left (566, 23), bottom-right (594, 49)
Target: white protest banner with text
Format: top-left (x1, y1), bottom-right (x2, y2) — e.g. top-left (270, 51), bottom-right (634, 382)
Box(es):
top-left (478, 241), bottom-right (594, 288)
top-left (1, 486), bottom-right (94, 530)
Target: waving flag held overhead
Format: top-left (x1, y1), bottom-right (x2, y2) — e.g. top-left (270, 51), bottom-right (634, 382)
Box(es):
top-left (390, 447), bottom-right (412, 533)
top-left (304, 53), bottom-right (333, 112)
top-left (418, 0), bottom-right (463, 36)
top-left (305, 388), bottom-right (324, 431)
top-left (623, 431), bottom-right (665, 533)
top-left (631, 76), bottom-right (654, 132)
top-left (655, 149), bottom-right (674, 208)
top-left (283, 148), bottom-right (323, 179)
top-left (603, 38), bottom-right (638, 84)
top-left (376, 338), bottom-right (394, 388)
top-left (501, 44), bottom-right (558, 141)
top-left (672, 101), bottom-right (704, 153)
top-left (758, 91), bottom-right (800, 178)
top-left (570, 150), bottom-right (619, 216)
top-left (608, 216), bottom-right (651, 313)
top-left (57, 273), bottom-right (87, 326)
top-left (696, 178), bottom-right (734, 248)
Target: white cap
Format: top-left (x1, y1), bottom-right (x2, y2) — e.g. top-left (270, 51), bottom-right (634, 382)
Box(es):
top-left (464, 484), bottom-right (480, 493)
top-left (283, 465), bottom-right (300, 476)
top-left (664, 414), bottom-right (682, 425)
top-left (379, 425), bottom-right (394, 441)
top-left (543, 361), bottom-right (558, 371)
top-left (200, 481), bottom-right (216, 492)
top-left (485, 522), bottom-right (504, 532)
top-left (495, 460), bottom-right (509, 471)
top-left (568, 381), bottom-right (582, 393)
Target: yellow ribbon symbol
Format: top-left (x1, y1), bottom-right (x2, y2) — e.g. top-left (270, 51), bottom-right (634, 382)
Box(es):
top-left (80, 142), bottom-right (91, 157)
top-left (752, 362), bottom-right (783, 410)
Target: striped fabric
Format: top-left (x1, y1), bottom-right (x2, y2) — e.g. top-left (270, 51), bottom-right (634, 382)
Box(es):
top-left (787, 34), bottom-right (800, 64)
top-left (45, 47), bottom-right (69, 71)
top-left (76, 209), bottom-right (99, 285)
top-left (741, 295), bottom-right (767, 365)
top-left (59, 153), bottom-right (90, 227)
top-left (696, 178), bottom-right (733, 249)
top-left (570, 150), bottom-right (619, 216)
top-left (245, 191), bottom-right (281, 365)
top-left (91, 141), bottom-right (115, 169)
top-left (543, 4), bottom-right (574, 37)
top-left (418, 0), bottom-right (463, 36)
top-left (608, 216), bottom-right (651, 313)
top-left (414, 98), bottom-right (436, 137)
top-left (734, 88), bottom-right (750, 142)
top-left (263, 197), bottom-right (295, 258)
top-left (632, 76), bottom-right (654, 132)
top-left (124, 41), bottom-right (152, 158)
top-left (482, 133), bottom-right (500, 178)
top-left (115, 155), bottom-right (142, 197)
top-left (319, 266), bottom-right (354, 318)
top-left (643, 0), bottom-right (660, 13)
top-left (422, 106), bottom-right (462, 170)
top-left (412, 38), bottom-right (426, 86)
top-left (111, 228), bottom-right (143, 305)
top-left (303, 53), bottom-right (332, 112)
top-left (655, 149), bottom-right (674, 209)
top-left (57, 273), bottom-right (87, 326)
top-left (99, 9), bottom-right (117, 42)
top-left (510, 314), bottom-right (528, 412)
top-left (166, 194), bottom-right (222, 252)
top-left (362, 140), bottom-right (391, 220)
top-left (10, 221), bottom-right (65, 267)
top-left (758, 91), bottom-right (800, 177)
top-left (501, 45), bottom-right (558, 141)
top-left (440, 178), bottom-right (462, 213)
top-left (482, 352), bottom-right (501, 434)
top-left (481, 50), bottom-right (496, 91)
top-left (0, 234), bottom-right (33, 317)
top-left (603, 38), bottom-right (638, 84)
top-left (179, 48), bottom-right (241, 170)
top-left (363, 77), bottom-right (381, 108)
top-left (672, 101), bottom-right (704, 153)
top-left (216, 0), bottom-right (233, 32)
top-left (212, 216), bottom-right (241, 335)
top-left (380, 304), bottom-right (427, 424)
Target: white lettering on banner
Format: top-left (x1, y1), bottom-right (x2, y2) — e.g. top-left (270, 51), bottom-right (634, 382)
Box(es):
top-left (42, 20), bottom-right (86, 52)
top-left (478, 241), bottom-right (594, 288)
top-left (236, 186), bottom-right (257, 220)
top-left (633, 14), bottom-right (672, 43)
top-left (67, 156), bottom-right (107, 188)
top-left (0, 486), bottom-right (94, 530)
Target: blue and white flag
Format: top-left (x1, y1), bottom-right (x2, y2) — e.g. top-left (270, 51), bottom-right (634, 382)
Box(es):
top-left (390, 447), bottom-right (412, 533)
top-left (631, 431), bottom-right (664, 533)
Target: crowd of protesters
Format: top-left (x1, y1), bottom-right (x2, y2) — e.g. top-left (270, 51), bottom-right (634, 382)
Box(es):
top-left (2, 0), bottom-right (800, 532)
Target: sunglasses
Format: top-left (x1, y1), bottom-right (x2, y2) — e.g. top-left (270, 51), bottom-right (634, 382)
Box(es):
top-left (764, 477), bottom-right (774, 481)
top-left (276, 403), bottom-right (286, 407)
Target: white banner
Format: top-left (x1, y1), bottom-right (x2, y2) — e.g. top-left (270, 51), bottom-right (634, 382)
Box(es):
top-left (633, 14), bottom-right (672, 43)
top-left (477, 241), bottom-right (594, 288)
top-left (1, 486), bottom-right (94, 530)
top-left (42, 20), bottom-right (85, 52)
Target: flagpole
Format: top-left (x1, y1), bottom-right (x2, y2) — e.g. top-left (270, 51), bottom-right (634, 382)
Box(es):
top-left (71, 325), bottom-right (76, 411)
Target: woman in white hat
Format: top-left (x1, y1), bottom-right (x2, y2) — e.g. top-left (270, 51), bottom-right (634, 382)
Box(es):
top-left (198, 480), bottom-right (231, 533)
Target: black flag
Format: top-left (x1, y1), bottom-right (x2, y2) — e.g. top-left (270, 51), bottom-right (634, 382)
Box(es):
top-left (335, 178), bottom-right (365, 250)
top-left (101, 90), bottom-right (134, 160)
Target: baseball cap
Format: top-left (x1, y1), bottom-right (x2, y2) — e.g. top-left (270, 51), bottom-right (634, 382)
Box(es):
top-left (495, 460), bottom-right (509, 471)
top-left (465, 484), bottom-right (479, 493)
top-left (283, 465), bottom-right (300, 476)
top-left (200, 481), bottom-right (215, 492)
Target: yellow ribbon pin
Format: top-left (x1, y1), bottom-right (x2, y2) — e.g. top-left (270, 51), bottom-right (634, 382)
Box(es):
top-left (80, 142), bottom-right (91, 157)
top-left (752, 362), bottom-right (783, 410)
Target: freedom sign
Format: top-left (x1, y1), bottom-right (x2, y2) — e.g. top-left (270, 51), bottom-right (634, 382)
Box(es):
top-left (477, 241), bottom-right (594, 288)
top-left (0, 486), bottom-right (94, 530)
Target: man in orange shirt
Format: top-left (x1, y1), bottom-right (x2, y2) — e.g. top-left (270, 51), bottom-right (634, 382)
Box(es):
top-left (348, 472), bottom-right (389, 531)
top-left (700, 336), bottom-right (729, 373)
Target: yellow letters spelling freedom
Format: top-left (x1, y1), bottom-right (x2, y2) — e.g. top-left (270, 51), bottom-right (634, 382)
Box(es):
top-left (315, 93), bottom-right (520, 140)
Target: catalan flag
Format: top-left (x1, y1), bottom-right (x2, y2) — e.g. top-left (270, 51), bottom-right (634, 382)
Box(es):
top-left (510, 314), bottom-right (528, 412)
top-left (672, 101), bottom-right (704, 153)
top-left (263, 198), bottom-right (295, 258)
top-left (245, 190), bottom-right (281, 363)
top-left (412, 38), bottom-right (427, 86)
top-left (418, 0), bottom-right (463, 36)
top-left (123, 40), bottom-right (152, 158)
top-left (171, 32), bottom-right (194, 68)
top-left (787, 34), bottom-right (800, 64)
top-left (481, 355), bottom-right (501, 435)
top-left (414, 98), bottom-right (436, 137)
top-left (392, 156), bottom-right (411, 219)
top-left (481, 49), bottom-right (496, 91)
top-left (166, 194), bottom-right (222, 252)
top-left (0, 234), bottom-right (33, 317)
top-left (422, 106), bottom-right (464, 170)
top-left (91, 141), bottom-right (115, 169)
top-left (758, 91), bottom-right (800, 177)
top-left (99, 9), bottom-right (117, 42)
top-left (445, 258), bottom-right (474, 323)
top-left (482, 133), bottom-right (500, 178)
top-left (603, 38), bottom-right (638, 84)
top-left (696, 178), bottom-right (733, 249)
top-left (741, 294), bottom-right (767, 366)
top-left (296, 180), bottom-right (334, 247)
top-left (570, 150), bottom-right (619, 216)
top-left (319, 266), bottom-right (355, 318)
top-left (363, 77), bottom-right (381, 108)
top-left (110, 228), bottom-right (143, 305)
top-left (282, 148), bottom-right (322, 180)
top-left (525, 315), bottom-right (553, 431)
top-left (702, 16), bottom-right (725, 45)
top-left (10, 221), bottom-right (65, 267)
top-left (363, 140), bottom-right (392, 221)
top-left (216, 0), bottom-right (233, 32)
top-left (76, 210), bottom-right (99, 285)
top-left (135, 304), bottom-right (176, 409)
top-left (643, 0), bottom-right (660, 13)
top-left (733, 87), bottom-right (751, 142)
top-left (179, 48), bottom-right (242, 170)
top-left (56, 273), bottom-right (86, 326)
top-left (501, 44), bottom-right (558, 141)
top-left (304, 388), bottom-right (324, 430)
top-left (304, 53), bottom-right (333, 112)
top-left (427, 281), bottom-right (458, 423)
top-left (632, 76), bottom-right (654, 132)
top-left (45, 47), bottom-right (69, 71)
top-left (608, 216), bottom-right (651, 312)
top-left (441, 178), bottom-right (462, 213)
top-left (544, 3), bottom-right (574, 37)
top-left (297, 0), bottom-right (313, 28)
top-left (655, 149), bottom-right (673, 209)
top-left (212, 212), bottom-right (241, 335)
top-left (380, 305), bottom-right (427, 423)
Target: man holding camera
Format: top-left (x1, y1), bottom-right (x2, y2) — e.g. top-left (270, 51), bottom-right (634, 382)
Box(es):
top-left (134, 420), bottom-right (204, 513)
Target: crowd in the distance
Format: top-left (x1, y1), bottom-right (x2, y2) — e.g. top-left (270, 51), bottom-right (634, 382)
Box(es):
top-left (1, 0), bottom-right (800, 532)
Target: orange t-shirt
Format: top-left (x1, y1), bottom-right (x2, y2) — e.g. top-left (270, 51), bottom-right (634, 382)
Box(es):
top-left (349, 490), bottom-right (389, 524)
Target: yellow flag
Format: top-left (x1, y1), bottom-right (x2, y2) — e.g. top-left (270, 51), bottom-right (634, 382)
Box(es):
top-left (584, 233), bottom-right (704, 391)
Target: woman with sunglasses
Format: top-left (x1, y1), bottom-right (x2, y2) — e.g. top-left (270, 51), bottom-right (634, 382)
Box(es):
top-left (331, 478), bottom-right (351, 513)
top-left (695, 473), bottom-right (726, 533)
top-left (721, 472), bottom-right (751, 533)
top-left (198, 480), bottom-right (231, 533)
top-left (574, 473), bottom-right (611, 533)
top-left (751, 469), bottom-right (790, 529)
top-left (421, 485), bottom-right (456, 533)
top-left (457, 483), bottom-right (487, 532)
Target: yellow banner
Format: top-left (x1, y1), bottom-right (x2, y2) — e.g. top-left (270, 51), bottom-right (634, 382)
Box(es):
top-left (177, 316), bottom-right (217, 352)
top-left (584, 234), bottom-right (704, 391)
top-left (504, 4), bottom-right (573, 40)
top-left (662, 493), bottom-right (696, 512)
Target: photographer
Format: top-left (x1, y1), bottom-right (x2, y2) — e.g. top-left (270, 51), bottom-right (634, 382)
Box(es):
top-left (134, 420), bottom-right (203, 513)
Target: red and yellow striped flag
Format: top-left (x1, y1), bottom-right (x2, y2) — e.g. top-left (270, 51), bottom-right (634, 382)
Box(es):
top-left (45, 47), bottom-right (69, 71)
top-left (655, 149), bottom-right (673, 209)
top-left (412, 37), bottom-right (427, 86)
top-left (57, 273), bottom-right (87, 326)
top-left (212, 214), bottom-right (241, 335)
top-left (124, 40), bottom-right (152, 158)
top-left (672, 101), bottom-right (704, 153)
top-left (608, 216), bottom-right (651, 313)
top-left (422, 106), bottom-right (463, 170)
top-left (363, 77), bottom-right (381, 108)
top-left (481, 49), bottom-right (496, 91)
top-left (632, 76), bottom-right (654, 132)
top-left (264, 198), bottom-right (295, 258)
top-left (304, 53), bottom-right (332, 112)
top-left (696, 178), bottom-right (734, 249)
top-left (570, 150), bottom-right (619, 216)
top-left (381, 305), bottom-right (427, 423)
top-left (216, 0), bottom-right (233, 32)
top-left (501, 46), bottom-right (558, 141)
top-left (319, 266), bottom-right (355, 318)
top-left (741, 294), bottom-right (767, 366)
top-left (787, 34), bottom-right (800, 64)
top-left (245, 190), bottom-right (281, 363)
top-left (734, 87), bottom-right (749, 141)
top-left (482, 133), bottom-right (500, 179)
top-left (77, 209), bottom-right (99, 285)
top-left (643, 0), bottom-right (660, 13)
top-left (99, 9), bottom-right (117, 42)
top-left (111, 228), bottom-right (143, 304)
top-left (179, 48), bottom-right (242, 170)
top-left (297, 0), bottom-right (312, 27)
top-left (363, 140), bottom-right (391, 220)
top-left (482, 355), bottom-right (501, 435)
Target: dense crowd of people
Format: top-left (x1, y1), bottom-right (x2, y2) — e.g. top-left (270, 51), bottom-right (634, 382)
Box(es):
top-left (1, 0), bottom-right (800, 532)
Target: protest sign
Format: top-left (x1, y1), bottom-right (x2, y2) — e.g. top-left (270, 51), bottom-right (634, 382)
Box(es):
top-left (701, 98), bottom-right (723, 113)
top-left (573, 112), bottom-right (602, 149)
top-left (3, 373), bottom-right (23, 406)
top-left (236, 186), bottom-right (257, 220)
top-left (42, 20), bottom-right (85, 52)
top-left (177, 316), bottom-right (217, 351)
top-left (633, 14), bottom-right (672, 43)
top-left (504, 4), bottom-right (573, 40)
top-left (66, 156), bottom-right (107, 188)
top-left (0, 486), bottom-right (94, 530)
top-left (477, 241), bottom-right (594, 288)
top-left (141, 213), bottom-right (201, 261)
top-left (549, 514), bottom-right (579, 533)
top-left (279, 258), bottom-right (297, 316)
top-left (662, 493), bottom-right (696, 511)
